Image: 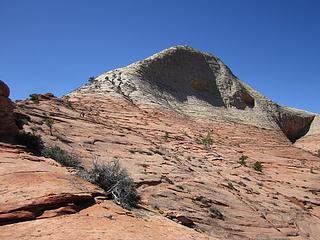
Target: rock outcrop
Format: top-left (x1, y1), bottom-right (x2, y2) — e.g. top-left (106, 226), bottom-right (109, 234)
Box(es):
top-left (70, 46), bottom-right (316, 143)
top-left (0, 80), bottom-right (18, 141)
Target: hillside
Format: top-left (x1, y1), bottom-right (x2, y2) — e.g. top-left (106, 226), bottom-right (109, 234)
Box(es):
top-left (0, 46), bottom-right (319, 240)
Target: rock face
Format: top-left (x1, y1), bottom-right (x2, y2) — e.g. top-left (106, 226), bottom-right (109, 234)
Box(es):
top-left (295, 115), bottom-right (320, 153)
top-left (0, 80), bottom-right (10, 97)
top-left (0, 80), bottom-right (18, 140)
top-left (0, 143), bottom-right (210, 240)
top-left (71, 46), bottom-right (316, 142)
top-left (1, 46), bottom-right (319, 240)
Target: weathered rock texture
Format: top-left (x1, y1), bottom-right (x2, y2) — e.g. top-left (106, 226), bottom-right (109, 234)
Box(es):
top-left (71, 46), bottom-right (316, 142)
top-left (0, 143), bottom-right (211, 240)
top-left (0, 80), bottom-right (18, 140)
top-left (1, 46), bottom-right (319, 240)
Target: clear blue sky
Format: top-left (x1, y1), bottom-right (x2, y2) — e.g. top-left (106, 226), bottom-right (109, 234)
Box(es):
top-left (1, 0), bottom-right (319, 113)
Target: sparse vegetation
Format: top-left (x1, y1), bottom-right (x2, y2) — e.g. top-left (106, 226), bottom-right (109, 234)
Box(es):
top-left (84, 160), bottom-right (140, 209)
top-left (202, 132), bottom-right (213, 148)
top-left (252, 161), bottom-right (263, 172)
top-left (15, 117), bottom-right (29, 129)
top-left (42, 146), bottom-right (82, 168)
top-left (29, 94), bottom-right (39, 102)
top-left (88, 76), bottom-right (96, 83)
top-left (239, 155), bottom-right (248, 166)
top-left (44, 117), bottom-right (54, 136)
top-left (209, 205), bottom-right (224, 219)
top-left (227, 181), bottom-right (236, 190)
top-left (164, 131), bottom-right (170, 141)
top-left (16, 131), bottom-right (44, 154)
top-left (65, 101), bottom-right (74, 110)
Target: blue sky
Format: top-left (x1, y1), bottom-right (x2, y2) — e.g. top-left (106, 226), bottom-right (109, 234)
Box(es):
top-left (1, 0), bottom-right (319, 113)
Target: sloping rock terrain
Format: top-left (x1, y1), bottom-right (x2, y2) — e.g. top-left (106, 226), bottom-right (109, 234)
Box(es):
top-left (0, 46), bottom-right (319, 240)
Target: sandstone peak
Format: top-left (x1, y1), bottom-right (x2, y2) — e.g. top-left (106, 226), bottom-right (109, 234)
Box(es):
top-left (69, 46), bottom-right (317, 143)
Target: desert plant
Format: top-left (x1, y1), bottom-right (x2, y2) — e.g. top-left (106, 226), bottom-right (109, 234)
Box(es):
top-left (227, 181), bottom-right (236, 190)
top-left (29, 94), bottom-right (39, 102)
top-left (164, 131), bottom-right (170, 141)
top-left (15, 117), bottom-right (29, 129)
top-left (86, 160), bottom-right (140, 209)
top-left (202, 132), bottom-right (213, 148)
top-left (41, 146), bottom-right (82, 168)
top-left (88, 76), bottom-right (95, 83)
top-left (252, 161), bottom-right (263, 172)
top-left (16, 131), bottom-right (44, 154)
top-left (44, 117), bottom-right (54, 136)
top-left (239, 155), bottom-right (248, 166)
top-left (209, 205), bottom-right (224, 219)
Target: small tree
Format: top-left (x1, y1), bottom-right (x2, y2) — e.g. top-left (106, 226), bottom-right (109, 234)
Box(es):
top-left (44, 117), bottom-right (54, 136)
top-left (202, 132), bottom-right (213, 149)
top-left (29, 94), bottom-right (39, 103)
top-left (239, 155), bottom-right (248, 166)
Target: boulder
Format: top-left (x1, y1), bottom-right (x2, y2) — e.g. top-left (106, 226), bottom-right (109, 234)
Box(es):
top-left (0, 80), bottom-right (10, 97)
top-left (0, 81), bottom-right (18, 141)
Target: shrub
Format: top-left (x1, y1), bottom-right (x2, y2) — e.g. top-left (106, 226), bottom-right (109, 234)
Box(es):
top-left (16, 131), bottom-right (44, 154)
top-left (227, 181), bottom-right (236, 190)
top-left (202, 132), bottom-right (213, 148)
top-left (44, 117), bottom-right (54, 136)
top-left (86, 160), bottom-right (140, 209)
top-left (252, 161), bottom-right (263, 172)
top-left (239, 155), bottom-right (248, 166)
top-left (88, 76), bottom-right (96, 83)
top-left (15, 117), bottom-right (29, 129)
top-left (164, 131), bottom-right (170, 141)
top-left (42, 146), bottom-right (82, 168)
top-left (209, 205), bottom-right (224, 219)
top-left (29, 94), bottom-right (39, 102)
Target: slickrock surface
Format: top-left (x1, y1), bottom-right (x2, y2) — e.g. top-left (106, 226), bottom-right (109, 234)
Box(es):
top-left (11, 93), bottom-right (319, 240)
top-left (0, 143), bottom-right (211, 240)
top-left (0, 142), bottom-right (103, 225)
top-left (0, 80), bottom-right (18, 140)
top-left (1, 46), bottom-right (319, 239)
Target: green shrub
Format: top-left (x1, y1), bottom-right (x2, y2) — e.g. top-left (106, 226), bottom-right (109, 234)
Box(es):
top-left (202, 132), bottom-right (213, 148)
top-left (44, 117), bottom-right (54, 136)
top-left (16, 131), bottom-right (44, 154)
top-left (252, 161), bottom-right (263, 172)
top-left (88, 76), bottom-right (96, 83)
top-left (42, 146), bottom-right (82, 168)
top-left (85, 160), bottom-right (140, 209)
top-left (29, 94), bottom-right (39, 102)
top-left (239, 155), bottom-right (248, 166)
